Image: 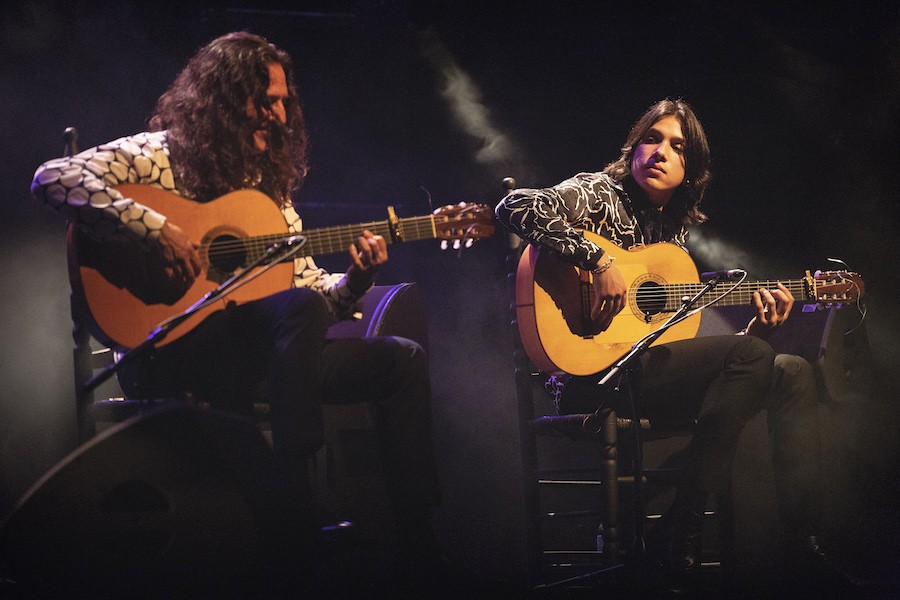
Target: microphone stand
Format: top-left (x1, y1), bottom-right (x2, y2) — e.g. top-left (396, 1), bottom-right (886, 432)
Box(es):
top-left (594, 276), bottom-right (722, 561)
top-left (81, 234), bottom-right (308, 394)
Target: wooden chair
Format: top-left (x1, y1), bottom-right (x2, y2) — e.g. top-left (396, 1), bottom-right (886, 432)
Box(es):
top-left (510, 258), bottom-right (699, 592)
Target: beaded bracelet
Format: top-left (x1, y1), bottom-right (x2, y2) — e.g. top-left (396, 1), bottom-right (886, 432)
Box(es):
top-left (591, 255), bottom-right (616, 275)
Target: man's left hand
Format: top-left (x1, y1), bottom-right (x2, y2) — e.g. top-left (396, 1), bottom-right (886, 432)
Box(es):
top-left (745, 282), bottom-right (794, 338)
top-left (347, 229), bottom-right (388, 293)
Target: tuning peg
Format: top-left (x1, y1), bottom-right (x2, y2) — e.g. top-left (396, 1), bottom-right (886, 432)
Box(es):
top-left (453, 239), bottom-right (461, 250)
top-left (465, 239), bottom-right (474, 248)
top-left (441, 240), bottom-right (448, 250)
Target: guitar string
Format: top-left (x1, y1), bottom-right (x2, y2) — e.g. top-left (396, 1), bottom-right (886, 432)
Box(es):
top-left (658, 282), bottom-right (807, 308)
top-left (587, 280), bottom-right (838, 309)
top-left (202, 207), bottom-right (485, 260)
top-left (645, 280), bottom-right (856, 308)
top-left (202, 215), bottom-right (440, 259)
top-left (205, 218), bottom-right (476, 263)
top-left (202, 206), bottom-right (485, 256)
top-left (202, 214), bottom-right (456, 255)
top-left (584, 282), bottom-right (810, 297)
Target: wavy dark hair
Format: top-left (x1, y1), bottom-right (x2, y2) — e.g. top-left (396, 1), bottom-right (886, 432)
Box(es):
top-left (149, 32), bottom-right (308, 205)
top-left (603, 98), bottom-right (711, 226)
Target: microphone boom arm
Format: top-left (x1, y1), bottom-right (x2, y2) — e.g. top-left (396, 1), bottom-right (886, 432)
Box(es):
top-left (599, 276), bottom-right (721, 388)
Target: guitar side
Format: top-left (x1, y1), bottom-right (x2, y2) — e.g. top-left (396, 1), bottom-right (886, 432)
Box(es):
top-left (516, 234), bottom-right (703, 376)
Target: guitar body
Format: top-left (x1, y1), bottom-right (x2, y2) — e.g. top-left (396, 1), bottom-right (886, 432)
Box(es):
top-left (516, 232), bottom-right (702, 376)
top-left (69, 185), bottom-right (292, 349)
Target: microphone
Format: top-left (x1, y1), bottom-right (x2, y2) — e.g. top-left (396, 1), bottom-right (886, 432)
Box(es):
top-left (283, 234), bottom-right (306, 247)
top-left (700, 268), bottom-right (746, 281)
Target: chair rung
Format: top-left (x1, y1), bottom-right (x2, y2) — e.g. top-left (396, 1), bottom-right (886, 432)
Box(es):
top-left (534, 467), bottom-right (683, 486)
top-left (538, 479), bottom-right (602, 486)
top-left (90, 397), bottom-right (177, 422)
top-left (617, 468), bottom-right (685, 486)
top-left (89, 347), bottom-right (116, 368)
top-left (534, 467), bottom-right (602, 477)
top-left (542, 509), bottom-right (603, 519)
top-left (529, 414), bottom-right (651, 437)
top-left (642, 468), bottom-right (684, 484)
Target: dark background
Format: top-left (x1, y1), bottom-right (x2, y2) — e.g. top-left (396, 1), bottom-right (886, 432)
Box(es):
top-left (2, 0), bottom-right (899, 586)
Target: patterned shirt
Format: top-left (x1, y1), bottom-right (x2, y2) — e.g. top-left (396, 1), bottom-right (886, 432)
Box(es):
top-left (494, 171), bottom-right (689, 267)
top-left (31, 130), bottom-right (363, 319)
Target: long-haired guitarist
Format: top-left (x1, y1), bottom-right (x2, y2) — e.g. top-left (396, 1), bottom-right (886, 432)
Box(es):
top-left (31, 32), bottom-right (443, 591)
top-left (496, 99), bottom-right (855, 590)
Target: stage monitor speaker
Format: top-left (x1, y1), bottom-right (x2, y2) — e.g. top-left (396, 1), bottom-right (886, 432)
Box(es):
top-left (0, 403), bottom-right (315, 597)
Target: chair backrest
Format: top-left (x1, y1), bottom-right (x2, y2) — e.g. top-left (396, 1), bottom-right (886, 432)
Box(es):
top-left (60, 127), bottom-right (101, 444)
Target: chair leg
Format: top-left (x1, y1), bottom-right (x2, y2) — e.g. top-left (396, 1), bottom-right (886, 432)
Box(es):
top-left (600, 407), bottom-right (620, 565)
top-left (515, 356), bottom-right (543, 578)
top-left (72, 294), bottom-right (96, 444)
top-left (716, 490), bottom-right (737, 572)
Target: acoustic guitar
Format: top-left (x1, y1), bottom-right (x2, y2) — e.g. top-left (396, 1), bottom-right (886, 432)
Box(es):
top-left (69, 184), bottom-right (495, 349)
top-left (515, 231), bottom-right (864, 376)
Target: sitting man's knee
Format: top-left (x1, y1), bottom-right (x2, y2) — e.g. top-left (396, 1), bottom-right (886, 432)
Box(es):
top-left (775, 353), bottom-right (812, 376)
top-left (278, 287), bottom-right (331, 331)
top-left (388, 336), bottom-right (427, 369)
top-left (726, 335), bottom-right (777, 384)
top-left (774, 353), bottom-right (817, 403)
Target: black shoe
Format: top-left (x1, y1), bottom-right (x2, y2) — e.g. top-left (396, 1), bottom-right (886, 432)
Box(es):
top-left (648, 509), bottom-right (704, 575)
top-left (783, 535), bottom-right (863, 595)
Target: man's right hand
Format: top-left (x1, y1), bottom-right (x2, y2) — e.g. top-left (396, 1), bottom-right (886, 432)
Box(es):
top-left (590, 263), bottom-right (627, 332)
top-left (149, 221), bottom-right (201, 300)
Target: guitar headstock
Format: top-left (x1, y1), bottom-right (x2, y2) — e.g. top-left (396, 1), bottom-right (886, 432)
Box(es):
top-left (433, 202), bottom-right (495, 248)
top-left (807, 270), bottom-right (865, 305)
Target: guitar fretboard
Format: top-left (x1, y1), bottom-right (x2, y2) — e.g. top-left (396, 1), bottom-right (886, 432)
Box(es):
top-left (204, 215), bottom-right (437, 264)
top-left (649, 279), bottom-right (811, 311)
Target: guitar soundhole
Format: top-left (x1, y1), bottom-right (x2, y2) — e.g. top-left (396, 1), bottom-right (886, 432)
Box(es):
top-left (635, 281), bottom-right (666, 320)
top-left (208, 234), bottom-right (247, 281)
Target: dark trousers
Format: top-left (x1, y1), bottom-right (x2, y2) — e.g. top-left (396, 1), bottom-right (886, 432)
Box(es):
top-left (768, 353), bottom-right (821, 538)
top-left (119, 287), bottom-right (441, 518)
top-left (561, 334), bottom-right (821, 537)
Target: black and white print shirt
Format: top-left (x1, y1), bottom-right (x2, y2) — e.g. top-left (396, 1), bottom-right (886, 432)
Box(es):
top-left (32, 130), bottom-right (362, 319)
top-left (495, 171), bottom-right (689, 268)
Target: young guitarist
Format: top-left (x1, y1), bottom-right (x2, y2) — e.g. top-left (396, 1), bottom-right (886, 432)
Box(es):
top-left (32, 32), bottom-right (443, 593)
top-left (496, 99), bottom-right (856, 591)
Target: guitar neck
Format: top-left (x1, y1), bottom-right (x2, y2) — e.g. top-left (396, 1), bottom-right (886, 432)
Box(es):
top-left (300, 215), bottom-right (437, 255)
top-left (661, 278), bottom-right (810, 310)
top-left (235, 214), bottom-right (437, 260)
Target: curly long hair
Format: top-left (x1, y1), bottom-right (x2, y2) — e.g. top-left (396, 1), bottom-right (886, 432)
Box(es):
top-left (149, 32), bottom-right (308, 205)
top-left (603, 98), bottom-right (711, 226)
